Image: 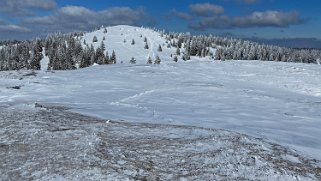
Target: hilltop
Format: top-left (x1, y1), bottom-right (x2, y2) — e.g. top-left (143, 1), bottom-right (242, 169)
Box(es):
top-left (1, 25), bottom-right (321, 71)
top-left (1, 25), bottom-right (321, 180)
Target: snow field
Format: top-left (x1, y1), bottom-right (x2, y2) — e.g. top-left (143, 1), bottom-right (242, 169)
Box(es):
top-left (1, 25), bottom-right (321, 162)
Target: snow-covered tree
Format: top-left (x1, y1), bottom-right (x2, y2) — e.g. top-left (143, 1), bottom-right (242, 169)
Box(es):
top-left (93, 36), bottom-right (98, 43)
top-left (154, 55), bottom-right (161, 64)
top-left (173, 56), bottom-right (178, 62)
top-left (144, 42), bottom-right (149, 49)
top-left (147, 56), bottom-right (153, 64)
top-left (110, 50), bottom-right (116, 64)
top-left (31, 40), bottom-right (43, 70)
top-left (130, 57), bottom-right (136, 64)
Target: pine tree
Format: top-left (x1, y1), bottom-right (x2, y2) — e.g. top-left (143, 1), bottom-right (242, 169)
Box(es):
top-left (100, 41), bottom-right (106, 52)
top-left (80, 46), bottom-right (91, 68)
top-left (103, 28), bottom-right (107, 33)
top-left (93, 36), bottom-right (98, 43)
top-left (104, 51), bottom-right (109, 64)
top-left (95, 47), bottom-right (104, 65)
top-left (144, 42), bottom-right (149, 49)
top-left (215, 48), bottom-right (223, 60)
top-left (65, 46), bottom-right (75, 69)
top-left (176, 47), bottom-right (180, 55)
top-left (147, 56), bottom-right (153, 64)
top-left (130, 57), bottom-right (136, 64)
top-left (131, 39), bottom-right (135, 45)
top-left (154, 55), bottom-right (161, 64)
top-left (182, 52), bottom-right (190, 61)
top-left (31, 40), bottom-right (43, 70)
top-left (157, 45), bottom-right (162, 52)
top-left (110, 50), bottom-right (116, 64)
top-left (173, 56), bottom-right (178, 62)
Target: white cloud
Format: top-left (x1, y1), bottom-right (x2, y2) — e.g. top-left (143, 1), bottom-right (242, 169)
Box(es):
top-left (22, 6), bottom-right (148, 33)
top-left (0, 0), bottom-right (56, 16)
top-left (190, 11), bottom-right (303, 30)
top-left (189, 3), bottom-right (224, 16)
top-left (0, 25), bottom-right (30, 32)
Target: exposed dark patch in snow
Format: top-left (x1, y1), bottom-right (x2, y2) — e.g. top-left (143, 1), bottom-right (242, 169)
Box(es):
top-left (7, 85), bottom-right (22, 90)
top-left (23, 71), bottom-right (37, 77)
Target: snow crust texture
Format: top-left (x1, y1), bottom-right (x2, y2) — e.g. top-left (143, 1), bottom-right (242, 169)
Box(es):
top-left (0, 107), bottom-right (320, 181)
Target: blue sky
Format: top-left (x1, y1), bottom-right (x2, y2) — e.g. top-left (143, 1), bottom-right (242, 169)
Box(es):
top-left (1, 0), bottom-right (321, 47)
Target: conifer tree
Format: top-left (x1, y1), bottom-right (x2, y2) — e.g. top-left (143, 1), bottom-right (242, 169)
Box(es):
top-left (110, 50), bottom-right (116, 64)
top-left (104, 51), bottom-right (109, 64)
top-left (31, 40), bottom-right (43, 70)
top-left (173, 56), bottom-right (178, 62)
top-left (176, 47), bottom-right (180, 55)
top-left (144, 42), bottom-right (149, 49)
top-left (130, 57), bottom-right (136, 64)
top-left (154, 55), bottom-right (161, 64)
top-left (100, 41), bottom-right (106, 52)
top-left (93, 36), bottom-right (98, 43)
top-left (147, 56), bottom-right (153, 64)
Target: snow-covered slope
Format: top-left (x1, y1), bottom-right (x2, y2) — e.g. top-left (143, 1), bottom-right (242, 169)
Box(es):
top-left (82, 25), bottom-right (176, 64)
top-left (1, 60), bottom-right (321, 161)
top-left (81, 25), bottom-right (211, 64)
top-left (1, 26), bottom-right (321, 179)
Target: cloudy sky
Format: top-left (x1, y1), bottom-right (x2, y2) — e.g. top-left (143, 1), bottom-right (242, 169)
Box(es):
top-left (0, 0), bottom-right (321, 47)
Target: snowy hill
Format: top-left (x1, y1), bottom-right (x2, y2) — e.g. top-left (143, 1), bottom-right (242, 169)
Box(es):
top-left (1, 25), bottom-right (321, 179)
top-left (82, 25), bottom-right (179, 64)
top-left (1, 60), bottom-right (321, 179)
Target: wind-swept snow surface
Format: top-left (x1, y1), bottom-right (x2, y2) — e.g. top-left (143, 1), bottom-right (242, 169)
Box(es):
top-left (0, 60), bottom-right (321, 162)
top-left (0, 108), bottom-right (320, 180)
top-left (1, 25), bottom-right (321, 179)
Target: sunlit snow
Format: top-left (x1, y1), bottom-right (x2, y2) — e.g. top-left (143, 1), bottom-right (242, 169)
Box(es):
top-left (1, 25), bottom-right (321, 167)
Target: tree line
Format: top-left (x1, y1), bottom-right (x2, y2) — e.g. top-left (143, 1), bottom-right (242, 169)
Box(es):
top-left (1, 26), bottom-right (321, 71)
top-left (163, 32), bottom-right (321, 64)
